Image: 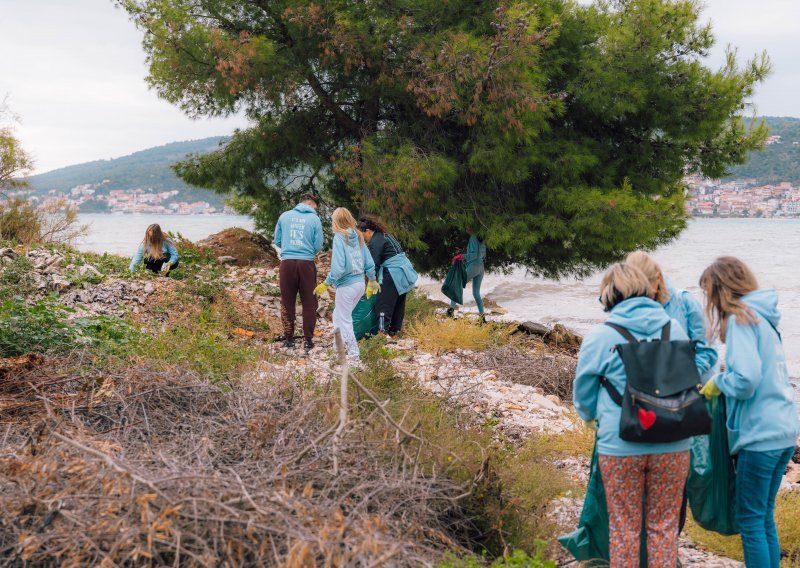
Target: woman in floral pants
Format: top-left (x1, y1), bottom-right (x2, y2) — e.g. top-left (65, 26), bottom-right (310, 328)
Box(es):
top-left (573, 263), bottom-right (693, 566)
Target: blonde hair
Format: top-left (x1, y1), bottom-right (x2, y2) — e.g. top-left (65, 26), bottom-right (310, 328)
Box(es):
top-left (699, 256), bottom-right (759, 343)
top-left (599, 263), bottom-right (652, 312)
top-left (331, 208), bottom-right (364, 245)
top-left (143, 224), bottom-right (170, 260)
top-left (625, 250), bottom-right (669, 304)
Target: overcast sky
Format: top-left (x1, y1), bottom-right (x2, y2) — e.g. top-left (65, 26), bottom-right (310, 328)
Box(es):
top-left (1, 0), bottom-right (798, 174)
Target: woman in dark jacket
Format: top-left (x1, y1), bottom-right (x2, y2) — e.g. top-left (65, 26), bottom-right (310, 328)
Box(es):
top-left (357, 215), bottom-right (418, 337)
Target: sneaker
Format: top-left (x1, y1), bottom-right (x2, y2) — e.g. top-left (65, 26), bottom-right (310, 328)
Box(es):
top-left (303, 339), bottom-right (314, 351)
top-left (283, 338), bottom-right (295, 349)
top-left (347, 358), bottom-right (364, 371)
top-left (479, 314), bottom-right (487, 325)
top-left (446, 307), bottom-right (455, 318)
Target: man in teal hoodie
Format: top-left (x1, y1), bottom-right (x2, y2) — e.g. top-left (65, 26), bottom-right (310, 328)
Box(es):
top-left (274, 194), bottom-right (324, 350)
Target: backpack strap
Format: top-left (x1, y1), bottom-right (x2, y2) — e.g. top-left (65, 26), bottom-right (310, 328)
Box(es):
top-left (599, 376), bottom-right (624, 406)
top-left (661, 321), bottom-right (671, 341)
top-left (604, 322), bottom-right (638, 343)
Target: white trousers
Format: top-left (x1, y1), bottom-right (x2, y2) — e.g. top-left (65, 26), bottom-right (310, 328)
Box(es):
top-left (332, 280), bottom-right (366, 361)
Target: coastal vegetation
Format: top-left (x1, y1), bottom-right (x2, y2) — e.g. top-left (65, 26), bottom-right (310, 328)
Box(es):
top-left (0, 236), bottom-right (592, 565)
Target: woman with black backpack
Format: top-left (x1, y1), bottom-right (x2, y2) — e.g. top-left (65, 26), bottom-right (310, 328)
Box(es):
top-left (573, 263), bottom-right (694, 566)
top-left (699, 257), bottom-right (800, 568)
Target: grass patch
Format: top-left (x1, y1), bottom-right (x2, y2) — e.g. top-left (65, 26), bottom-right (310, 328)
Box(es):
top-left (0, 255), bottom-right (35, 300)
top-left (683, 515), bottom-right (743, 561)
top-left (408, 315), bottom-right (511, 352)
top-left (405, 289), bottom-right (440, 325)
top-left (0, 299), bottom-right (82, 356)
top-left (685, 491), bottom-right (800, 565)
top-left (440, 546), bottom-right (555, 567)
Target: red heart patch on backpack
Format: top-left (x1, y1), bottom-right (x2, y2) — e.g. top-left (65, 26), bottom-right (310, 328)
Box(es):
top-left (638, 408), bottom-right (656, 430)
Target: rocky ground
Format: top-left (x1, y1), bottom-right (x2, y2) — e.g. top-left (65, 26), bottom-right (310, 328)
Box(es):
top-left (0, 234), bottom-right (777, 566)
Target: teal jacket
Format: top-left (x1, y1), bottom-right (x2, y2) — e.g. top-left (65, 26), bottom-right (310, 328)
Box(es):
top-left (380, 253), bottom-right (418, 296)
top-left (663, 283), bottom-right (718, 379)
top-left (274, 203), bottom-right (324, 261)
top-left (324, 229), bottom-right (376, 289)
top-left (464, 235), bottom-right (486, 281)
top-left (714, 289), bottom-right (800, 455)
top-left (573, 296), bottom-right (692, 457)
top-left (129, 241), bottom-right (179, 272)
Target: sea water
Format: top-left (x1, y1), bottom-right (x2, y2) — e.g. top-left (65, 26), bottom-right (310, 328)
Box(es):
top-left (418, 219), bottom-right (800, 376)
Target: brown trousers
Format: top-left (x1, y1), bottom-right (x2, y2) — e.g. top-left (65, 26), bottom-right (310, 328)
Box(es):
top-left (279, 259), bottom-right (318, 340)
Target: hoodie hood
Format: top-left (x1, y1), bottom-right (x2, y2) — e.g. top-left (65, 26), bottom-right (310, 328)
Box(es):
top-left (344, 228), bottom-right (360, 247)
top-left (293, 203), bottom-right (317, 215)
top-left (741, 288), bottom-right (780, 328)
top-left (606, 296), bottom-right (671, 335)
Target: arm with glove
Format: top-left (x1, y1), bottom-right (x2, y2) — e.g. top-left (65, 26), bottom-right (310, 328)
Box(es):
top-left (363, 244), bottom-right (380, 299)
top-left (702, 320), bottom-right (761, 400)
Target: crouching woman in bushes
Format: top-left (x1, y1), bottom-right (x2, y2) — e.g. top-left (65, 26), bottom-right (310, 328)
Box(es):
top-left (572, 263), bottom-right (692, 566)
top-left (129, 224), bottom-right (179, 273)
top-left (699, 257), bottom-right (800, 568)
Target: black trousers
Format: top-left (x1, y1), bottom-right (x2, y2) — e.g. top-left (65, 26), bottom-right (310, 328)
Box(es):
top-left (375, 271), bottom-right (407, 335)
top-left (144, 257), bottom-right (179, 273)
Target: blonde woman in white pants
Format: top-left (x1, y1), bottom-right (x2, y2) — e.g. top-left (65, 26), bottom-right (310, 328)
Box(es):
top-left (314, 208), bottom-right (380, 366)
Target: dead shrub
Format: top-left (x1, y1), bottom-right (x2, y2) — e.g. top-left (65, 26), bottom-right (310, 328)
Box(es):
top-left (478, 341), bottom-right (577, 402)
top-left (0, 356), bottom-right (479, 566)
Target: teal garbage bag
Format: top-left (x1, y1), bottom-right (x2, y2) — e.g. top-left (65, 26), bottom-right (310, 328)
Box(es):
top-left (558, 441), bottom-right (647, 566)
top-left (687, 395), bottom-right (738, 535)
top-left (352, 295), bottom-right (379, 340)
top-left (441, 260), bottom-right (467, 305)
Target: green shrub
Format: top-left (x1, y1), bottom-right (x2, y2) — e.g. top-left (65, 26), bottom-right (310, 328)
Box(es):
top-left (0, 255), bottom-right (35, 300)
top-left (0, 299), bottom-right (81, 356)
top-left (0, 197), bottom-right (40, 243)
top-left (404, 290), bottom-right (439, 325)
top-left (439, 546), bottom-right (555, 567)
top-left (0, 197), bottom-right (86, 245)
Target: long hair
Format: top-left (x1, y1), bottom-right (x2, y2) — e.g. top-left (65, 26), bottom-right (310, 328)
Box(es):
top-left (331, 208), bottom-right (364, 245)
top-left (357, 214), bottom-right (389, 234)
top-left (599, 263), bottom-right (652, 313)
top-left (143, 224), bottom-right (169, 260)
top-left (699, 256), bottom-right (759, 343)
top-left (625, 250), bottom-right (669, 304)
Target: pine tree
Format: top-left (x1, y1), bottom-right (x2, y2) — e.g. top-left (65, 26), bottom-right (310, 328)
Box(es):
top-left (120, 0), bottom-right (769, 276)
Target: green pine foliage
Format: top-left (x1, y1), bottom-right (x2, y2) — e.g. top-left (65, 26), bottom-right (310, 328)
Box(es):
top-left (121, 0), bottom-right (769, 277)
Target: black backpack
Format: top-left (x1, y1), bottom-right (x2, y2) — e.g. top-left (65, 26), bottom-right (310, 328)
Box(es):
top-left (600, 321), bottom-right (711, 443)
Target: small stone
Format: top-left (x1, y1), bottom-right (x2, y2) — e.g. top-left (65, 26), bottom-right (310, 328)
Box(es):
top-left (144, 283), bottom-right (155, 294)
top-left (546, 394), bottom-right (562, 406)
top-left (218, 255), bottom-right (238, 265)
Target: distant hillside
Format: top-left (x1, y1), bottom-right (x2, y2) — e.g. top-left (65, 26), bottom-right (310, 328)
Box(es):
top-left (24, 137), bottom-right (229, 207)
top-left (725, 117), bottom-right (800, 184)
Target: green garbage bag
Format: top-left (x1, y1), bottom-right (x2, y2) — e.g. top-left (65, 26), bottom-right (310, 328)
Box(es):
top-left (686, 395), bottom-right (738, 535)
top-left (352, 295), bottom-right (379, 340)
top-left (558, 441), bottom-right (647, 566)
top-left (441, 260), bottom-right (467, 305)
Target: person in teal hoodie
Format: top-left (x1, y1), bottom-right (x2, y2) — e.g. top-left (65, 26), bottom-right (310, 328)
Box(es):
top-left (625, 250), bottom-right (720, 534)
top-left (626, 251), bottom-right (718, 378)
top-left (274, 194), bottom-right (324, 350)
top-left (357, 215), bottom-right (418, 337)
top-left (129, 224), bottom-right (179, 273)
top-left (314, 208), bottom-right (378, 367)
top-left (699, 257), bottom-right (800, 568)
top-left (573, 263), bottom-right (692, 567)
top-left (447, 234), bottom-right (486, 321)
